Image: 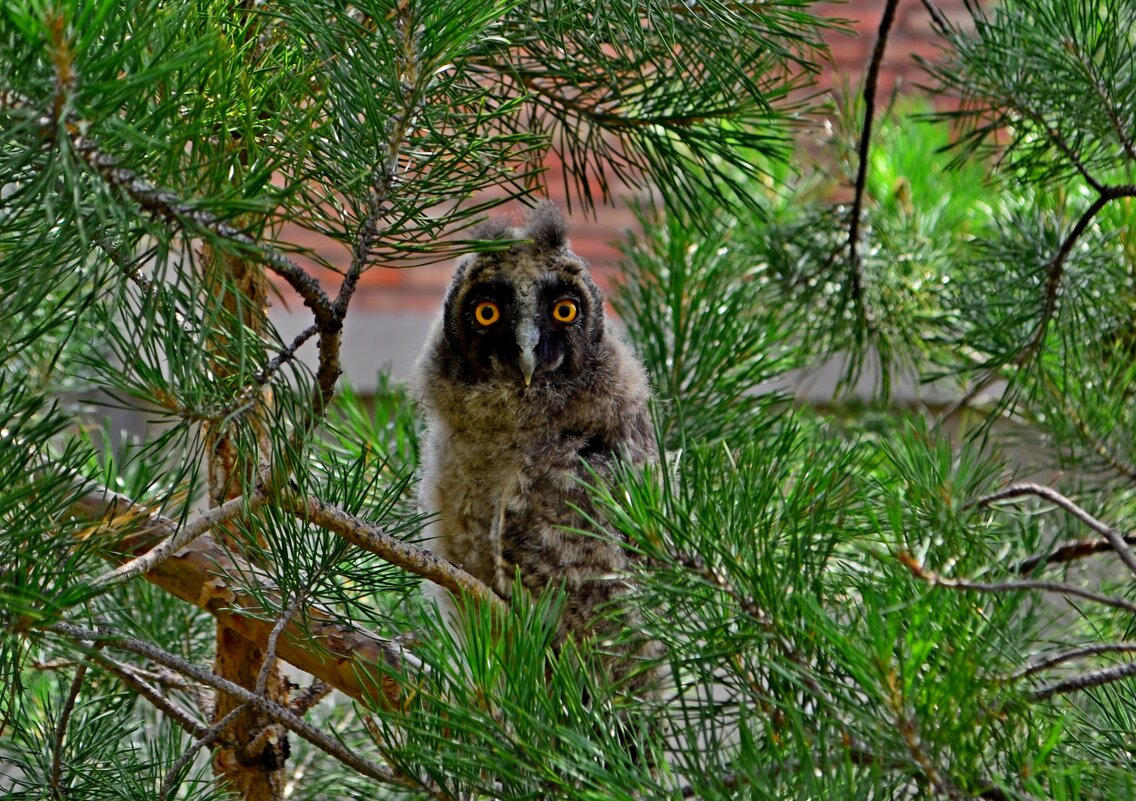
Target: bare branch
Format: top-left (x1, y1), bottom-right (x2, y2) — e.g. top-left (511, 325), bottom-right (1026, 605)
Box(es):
top-left (898, 552), bottom-right (1136, 616)
top-left (1030, 659), bottom-right (1136, 701)
top-left (48, 623), bottom-right (419, 791)
top-left (920, 0), bottom-right (950, 31)
top-left (257, 593), bottom-right (306, 697)
top-left (1012, 643), bottom-right (1136, 680)
top-left (92, 653), bottom-right (209, 738)
top-left (50, 646), bottom-right (99, 800)
top-left (975, 483), bottom-right (1136, 577)
top-left (159, 703), bottom-right (247, 801)
top-left (282, 493), bottom-right (503, 607)
top-left (254, 323), bottom-right (320, 386)
top-left (844, 0), bottom-right (901, 334)
top-left (1014, 533), bottom-right (1136, 574)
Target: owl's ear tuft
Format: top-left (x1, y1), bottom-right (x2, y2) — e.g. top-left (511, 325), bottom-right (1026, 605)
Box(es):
top-left (468, 216), bottom-right (512, 243)
top-left (524, 201), bottom-right (567, 251)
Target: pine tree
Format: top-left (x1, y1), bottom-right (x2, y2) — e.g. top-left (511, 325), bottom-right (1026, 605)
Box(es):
top-left (2, 0), bottom-right (1135, 800)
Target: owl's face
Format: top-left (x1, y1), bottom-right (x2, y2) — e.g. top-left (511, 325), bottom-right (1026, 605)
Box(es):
top-left (439, 204), bottom-right (605, 388)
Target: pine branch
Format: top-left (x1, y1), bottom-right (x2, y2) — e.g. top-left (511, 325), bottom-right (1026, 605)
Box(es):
top-left (1014, 533), bottom-right (1136, 574)
top-left (91, 653), bottom-right (210, 739)
top-left (71, 135), bottom-right (333, 321)
top-left (943, 182), bottom-right (1136, 419)
top-left (1063, 33), bottom-right (1136, 162)
top-left (253, 324), bottom-right (319, 386)
top-left (69, 484), bottom-right (410, 706)
top-left (898, 552), bottom-right (1136, 616)
top-left (47, 622), bottom-right (421, 791)
top-left (89, 486), bottom-right (268, 590)
top-left (281, 494), bottom-right (503, 607)
top-left (159, 703), bottom-right (247, 801)
top-left (49, 645), bottom-right (100, 800)
top-left (1015, 186), bottom-right (1136, 368)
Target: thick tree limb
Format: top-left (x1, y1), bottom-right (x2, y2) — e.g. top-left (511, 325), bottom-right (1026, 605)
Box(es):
top-left (69, 482), bottom-right (503, 704)
top-left (90, 487), bottom-right (268, 590)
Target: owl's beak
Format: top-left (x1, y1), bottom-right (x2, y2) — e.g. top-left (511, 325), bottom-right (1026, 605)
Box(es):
top-left (516, 320), bottom-right (539, 386)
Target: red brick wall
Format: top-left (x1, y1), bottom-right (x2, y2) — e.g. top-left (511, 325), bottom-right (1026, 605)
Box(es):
top-left (274, 0), bottom-right (973, 317)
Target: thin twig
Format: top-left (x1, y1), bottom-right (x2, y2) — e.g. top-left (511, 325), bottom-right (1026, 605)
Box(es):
top-left (1014, 533), bottom-right (1136, 574)
top-left (975, 483), bottom-right (1136, 577)
top-left (1030, 659), bottom-right (1136, 701)
top-left (1066, 40), bottom-right (1136, 162)
top-left (882, 655), bottom-right (963, 801)
top-left (50, 645), bottom-right (100, 800)
top-left (920, 0), bottom-right (949, 31)
top-left (257, 593), bottom-right (306, 697)
top-left (899, 552), bottom-right (1136, 615)
top-left (97, 237), bottom-right (199, 339)
top-left (159, 703), bottom-right (247, 801)
top-left (1011, 643), bottom-right (1136, 680)
top-left (1015, 185), bottom-right (1136, 369)
top-left (48, 622), bottom-right (420, 791)
top-left (284, 494), bottom-right (502, 607)
top-left (92, 653), bottom-right (209, 738)
top-left (844, 0), bottom-right (901, 333)
top-left (254, 323), bottom-right (319, 386)
top-left (1019, 107), bottom-right (1104, 193)
top-left (233, 592), bottom-right (308, 767)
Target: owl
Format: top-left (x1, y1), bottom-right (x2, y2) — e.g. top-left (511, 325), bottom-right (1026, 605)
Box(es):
top-left (413, 202), bottom-right (658, 684)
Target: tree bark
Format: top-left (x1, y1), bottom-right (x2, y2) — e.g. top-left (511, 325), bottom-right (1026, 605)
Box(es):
top-left (76, 489), bottom-right (407, 705)
top-left (204, 247), bottom-right (287, 801)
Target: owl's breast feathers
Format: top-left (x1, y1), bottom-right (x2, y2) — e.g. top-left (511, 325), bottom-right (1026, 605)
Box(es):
top-left (416, 332), bottom-right (656, 612)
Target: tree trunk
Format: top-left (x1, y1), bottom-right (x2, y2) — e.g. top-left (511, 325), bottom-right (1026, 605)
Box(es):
top-left (205, 249), bottom-right (288, 801)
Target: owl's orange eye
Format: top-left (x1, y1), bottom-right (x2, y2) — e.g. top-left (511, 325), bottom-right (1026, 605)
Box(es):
top-left (474, 300), bottom-right (500, 326)
top-left (551, 299), bottom-right (578, 324)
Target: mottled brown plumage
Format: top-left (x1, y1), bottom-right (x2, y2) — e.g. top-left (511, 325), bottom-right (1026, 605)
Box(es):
top-left (413, 202), bottom-right (657, 672)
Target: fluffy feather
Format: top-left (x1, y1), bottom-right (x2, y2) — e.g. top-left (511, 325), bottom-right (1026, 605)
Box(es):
top-left (413, 202), bottom-right (658, 678)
